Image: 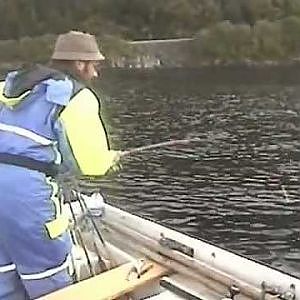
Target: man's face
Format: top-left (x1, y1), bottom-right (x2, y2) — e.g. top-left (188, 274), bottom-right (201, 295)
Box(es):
top-left (75, 61), bottom-right (100, 81)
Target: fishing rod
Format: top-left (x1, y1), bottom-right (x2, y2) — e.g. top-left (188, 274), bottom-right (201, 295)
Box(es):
top-left (58, 174), bottom-right (117, 274)
top-left (121, 138), bottom-right (200, 157)
top-left (64, 190), bottom-right (96, 279)
top-left (74, 191), bottom-right (118, 268)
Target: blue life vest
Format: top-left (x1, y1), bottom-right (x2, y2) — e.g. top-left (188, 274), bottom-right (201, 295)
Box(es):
top-left (0, 65), bottom-right (84, 174)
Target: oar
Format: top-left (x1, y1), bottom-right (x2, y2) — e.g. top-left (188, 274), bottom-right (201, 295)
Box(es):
top-left (121, 138), bottom-right (199, 157)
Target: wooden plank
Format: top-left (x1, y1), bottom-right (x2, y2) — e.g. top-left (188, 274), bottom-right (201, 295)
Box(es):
top-left (39, 260), bottom-right (168, 300)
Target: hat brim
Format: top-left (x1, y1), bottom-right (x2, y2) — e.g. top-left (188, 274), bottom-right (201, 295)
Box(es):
top-left (51, 51), bottom-right (105, 61)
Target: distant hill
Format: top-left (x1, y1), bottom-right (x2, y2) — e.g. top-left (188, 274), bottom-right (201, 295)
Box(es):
top-left (1, 0), bottom-right (300, 40)
top-left (1, 0), bottom-right (300, 64)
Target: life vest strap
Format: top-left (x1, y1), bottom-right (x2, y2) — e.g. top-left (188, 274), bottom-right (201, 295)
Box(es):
top-left (0, 153), bottom-right (58, 177)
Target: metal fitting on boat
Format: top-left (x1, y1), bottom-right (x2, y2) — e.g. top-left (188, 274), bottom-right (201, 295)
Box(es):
top-left (260, 282), bottom-right (295, 300)
top-left (279, 284), bottom-right (295, 300)
top-left (159, 233), bottom-right (194, 257)
top-left (126, 259), bottom-right (153, 281)
top-left (261, 281), bottom-right (280, 299)
top-left (222, 284), bottom-right (240, 299)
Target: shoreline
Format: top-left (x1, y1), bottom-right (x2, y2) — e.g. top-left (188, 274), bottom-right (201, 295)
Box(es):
top-left (1, 60), bottom-right (300, 71)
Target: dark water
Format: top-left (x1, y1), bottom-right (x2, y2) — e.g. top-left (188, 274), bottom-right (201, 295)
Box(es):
top-left (89, 69), bottom-right (300, 277)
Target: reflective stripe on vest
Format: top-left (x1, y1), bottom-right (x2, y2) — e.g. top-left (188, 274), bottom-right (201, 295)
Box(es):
top-left (19, 255), bottom-right (71, 280)
top-left (44, 177), bottom-right (69, 239)
top-left (0, 264), bottom-right (16, 273)
top-left (0, 123), bottom-right (54, 146)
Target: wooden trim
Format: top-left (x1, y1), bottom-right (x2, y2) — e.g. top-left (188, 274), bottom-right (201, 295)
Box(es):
top-left (39, 260), bottom-right (168, 300)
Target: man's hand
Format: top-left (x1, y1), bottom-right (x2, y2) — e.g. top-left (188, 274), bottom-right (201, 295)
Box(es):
top-left (107, 151), bottom-right (124, 173)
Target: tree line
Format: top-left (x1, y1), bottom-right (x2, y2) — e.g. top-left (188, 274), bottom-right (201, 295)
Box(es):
top-left (1, 0), bottom-right (300, 63)
top-left (192, 16), bottom-right (300, 63)
top-left (1, 0), bottom-right (300, 39)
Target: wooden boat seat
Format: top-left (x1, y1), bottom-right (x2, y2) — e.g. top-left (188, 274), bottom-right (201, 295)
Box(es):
top-left (39, 259), bottom-right (168, 300)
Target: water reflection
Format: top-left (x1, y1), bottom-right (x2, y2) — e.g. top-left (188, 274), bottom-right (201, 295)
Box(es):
top-left (87, 70), bottom-right (300, 277)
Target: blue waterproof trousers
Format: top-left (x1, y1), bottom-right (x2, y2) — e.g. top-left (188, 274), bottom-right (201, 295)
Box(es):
top-left (0, 164), bottom-right (72, 299)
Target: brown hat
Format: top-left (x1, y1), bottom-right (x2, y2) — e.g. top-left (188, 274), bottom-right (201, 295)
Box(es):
top-left (51, 31), bottom-right (105, 61)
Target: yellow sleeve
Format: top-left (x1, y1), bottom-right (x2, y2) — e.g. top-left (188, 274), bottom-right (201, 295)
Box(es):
top-left (60, 88), bottom-right (118, 176)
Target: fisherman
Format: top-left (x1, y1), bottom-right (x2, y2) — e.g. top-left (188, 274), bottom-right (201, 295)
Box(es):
top-left (0, 31), bottom-right (121, 299)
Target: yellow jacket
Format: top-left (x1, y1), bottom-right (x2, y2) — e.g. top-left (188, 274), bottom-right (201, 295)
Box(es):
top-left (60, 88), bottom-right (118, 176)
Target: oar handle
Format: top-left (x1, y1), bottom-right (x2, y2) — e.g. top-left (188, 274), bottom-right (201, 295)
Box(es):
top-left (121, 138), bottom-right (199, 157)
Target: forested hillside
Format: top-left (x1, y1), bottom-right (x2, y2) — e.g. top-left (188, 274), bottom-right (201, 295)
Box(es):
top-left (1, 0), bottom-right (300, 63)
top-left (1, 0), bottom-right (299, 39)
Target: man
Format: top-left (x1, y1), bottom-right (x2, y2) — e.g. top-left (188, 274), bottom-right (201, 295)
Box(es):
top-left (0, 31), bottom-right (121, 299)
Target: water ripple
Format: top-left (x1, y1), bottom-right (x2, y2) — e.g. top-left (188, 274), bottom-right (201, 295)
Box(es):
top-left (83, 75), bottom-right (300, 277)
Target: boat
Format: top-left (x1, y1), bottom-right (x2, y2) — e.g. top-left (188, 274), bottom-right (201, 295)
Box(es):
top-left (39, 192), bottom-right (299, 300)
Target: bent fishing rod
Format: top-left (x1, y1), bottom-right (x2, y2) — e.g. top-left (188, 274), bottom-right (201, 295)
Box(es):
top-left (120, 138), bottom-right (200, 157)
top-left (63, 137), bottom-right (200, 273)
